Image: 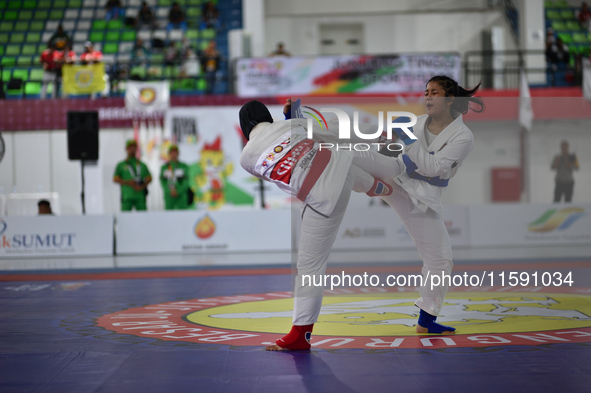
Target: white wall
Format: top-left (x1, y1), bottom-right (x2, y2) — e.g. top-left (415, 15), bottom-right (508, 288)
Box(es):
top-left (263, 0), bottom-right (518, 57)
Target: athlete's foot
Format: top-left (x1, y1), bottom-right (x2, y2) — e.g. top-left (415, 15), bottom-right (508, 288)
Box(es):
top-left (366, 178), bottom-right (393, 197)
top-left (266, 324), bottom-right (313, 351)
top-left (416, 309), bottom-right (456, 334)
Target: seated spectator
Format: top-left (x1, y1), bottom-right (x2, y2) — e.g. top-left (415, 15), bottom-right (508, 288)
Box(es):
top-left (164, 42), bottom-right (180, 66)
top-left (105, 0), bottom-right (124, 21)
top-left (136, 1), bottom-right (157, 30)
top-left (40, 43), bottom-right (58, 100)
top-left (200, 1), bottom-right (220, 30)
top-left (38, 200), bottom-right (54, 215)
top-left (269, 42), bottom-right (291, 57)
top-left (167, 2), bottom-right (187, 33)
top-left (199, 40), bottom-right (221, 94)
top-left (578, 2), bottom-right (591, 31)
top-left (131, 38), bottom-right (149, 64)
top-left (48, 23), bottom-right (71, 51)
top-left (546, 36), bottom-right (570, 67)
top-left (80, 42), bottom-right (103, 65)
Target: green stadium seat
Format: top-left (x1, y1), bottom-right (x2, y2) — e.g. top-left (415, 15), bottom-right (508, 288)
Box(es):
top-left (186, 29), bottom-right (198, 39)
top-left (3, 10), bottom-right (17, 20)
top-left (0, 22), bottom-right (13, 31)
top-left (37, 0), bottom-right (50, 7)
top-left (23, 0), bottom-right (36, 9)
top-left (187, 7), bottom-right (200, 18)
top-left (150, 53), bottom-right (164, 62)
top-left (197, 77), bottom-right (206, 91)
top-left (107, 20), bottom-right (122, 30)
top-left (34, 10), bottom-right (48, 19)
top-left (1, 56), bottom-right (16, 66)
top-left (201, 28), bottom-right (215, 39)
top-left (580, 46), bottom-right (591, 57)
top-left (0, 1), bottom-right (6, 8)
top-left (10, 33), bottom-right (25, 43)
top-left (103, 42), bottom-right (118, 54)
top-left (68, 0), bottom-right (82, 7)
top-left (26, 32), bottom-right (41, 43)
top-left (0, 46), bottom-right (3, 56)
top-left (566, 21), bottom-right (581, 30)
top-left (21, 44), bottom-right (36, 55)
top-left (2, 69), bottom-right (11, 81)
top-left (558, 32), bottom-right (572, 43)
top-left (552, 21), bottom-right (566, 31)
top-left (130, 65), bottom-right (146, 79)
top-left (0, 33), bottom-right (8, 43)
top-left (36, 43), bottom-right (44, 54)
top-left (92, 20), bottom-right (107, 30)
top-left (25, 81), bottom-right (41, 95)
top-left (14, 22), bottom-right (28, 31)
top-left (546, 10), bottom-right (561, 20)
top-left (121, 30), bottom-right (136, 42)
top-left (18, 10), bottom-right (33, 20)
top-left (554, 0), bottom-right (569, 7)
top-left (53, 0), bottom-right (66, 7)
top-left (158, 0), bottom-right (172, 6)
top-left (89, 31), bottom-right (104, 42)
top-left (188, 0), bottom-right (201, 5)
top-left (544, 0), bottom-right (555, 7)
top-left (29, 21), bottom-right (44, 31)
top-left (7, 1), bottom-right (20, 9)
top-left (105, 31), bottom-right (120, 41)
top-left (16, 56), bottom-right (33, 65)
top-left (13, 69), bottom-right (29, 80)
top-left (560, 10), bottom-right (575, 20)
top-left (29, 68), bottom-right (43, 79)
top-left (6, 44), bottom-right (20, 55)
top-left (49, 10), bottom-right (64, 20)
top-left (573, 32), bottom-right (588, 43)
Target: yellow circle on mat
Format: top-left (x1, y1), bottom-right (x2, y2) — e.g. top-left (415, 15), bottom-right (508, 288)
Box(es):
top-left (185, 292), bottom-right (591, 336)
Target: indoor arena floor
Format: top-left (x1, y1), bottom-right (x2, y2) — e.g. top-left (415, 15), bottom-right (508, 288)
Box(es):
top-left (1, 246), bottom-right (591, 393)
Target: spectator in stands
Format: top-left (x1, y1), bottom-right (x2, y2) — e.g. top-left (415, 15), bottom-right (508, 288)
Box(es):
top-left (80, 42), bottom-right (103, 65)
top-left (552, 140), bottom-right (580, 203)
top-left (546, 33), bottom-right (570, 68)
top-left (37, 200), bottom-right (54, 215)
top-left (113, 139), bottom-right (152, 211)
top-left (55, 43), bottom-right (77, 99)
top-left (105, 0), bottom-right (125, 21)
top-left (269, 42), bottom-right (291, 57)
top-left (40, 43), bottom-right (59, 100)
top-left (135, 1), bottom-right (157, 30)
top-left (131, 38), bottom-right (149, 64)
top-left (200, 1), bottom-right (220, 30)
top-left (48, 23), bottom-right (71, 52)
top-left (160, 145), bottom-right (191, 210)
top-left (199, 40), bottom-right (221, 94)
top-left (165, 42), bottom-right (180, 66)
top-left (167, 2), bottom-right (187, 33)
top-left (578, 2), bottom-right (591, 31)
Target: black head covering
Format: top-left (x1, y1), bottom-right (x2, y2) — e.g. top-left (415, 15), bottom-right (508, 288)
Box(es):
top-left (239, 100), bottom-right (274, 141)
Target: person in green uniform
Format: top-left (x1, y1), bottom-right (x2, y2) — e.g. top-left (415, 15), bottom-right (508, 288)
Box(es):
top-left (113, 139), bottom-right (152, 211)
top-left (160, 144), bottom-right (191, 210)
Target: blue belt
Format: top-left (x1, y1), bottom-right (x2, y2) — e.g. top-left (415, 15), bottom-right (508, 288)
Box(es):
top-left (402, 154), bottom-right (449, 187)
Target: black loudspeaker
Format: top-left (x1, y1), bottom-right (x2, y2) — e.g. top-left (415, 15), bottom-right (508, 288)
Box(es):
top-left (67, 111), bottom-right (99, 160)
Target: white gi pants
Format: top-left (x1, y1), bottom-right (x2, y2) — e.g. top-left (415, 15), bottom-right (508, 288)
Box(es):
top-left (381, 185), bottom-right (453, 316)
top-left (293, 150), bottom-right (402, 325)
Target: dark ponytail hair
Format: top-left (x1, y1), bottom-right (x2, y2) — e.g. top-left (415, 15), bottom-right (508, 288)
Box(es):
top-left (427, 75), bottom-right (485, 114)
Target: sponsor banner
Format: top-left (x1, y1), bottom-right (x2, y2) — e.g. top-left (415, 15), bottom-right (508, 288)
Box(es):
top-left (163, 106), bottom-right (290, 210)
top-left (115, 210), bottom-right (291, 254)
top-left (236, 53), bottom-right (461, 97)
top-left (0, 215), bottom-right (113, 258)
top-left (62, 63), bottom-right (106, 94)
top-left (469, 203), bottom-right (591, 246)
top-left (324, 205), bottom-right (470, 250)
top-left (125, 81), bottom-right (170, 113)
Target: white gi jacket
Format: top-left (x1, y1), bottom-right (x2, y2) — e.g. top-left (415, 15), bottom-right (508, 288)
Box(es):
top-left (240, 119), bottom-right (355, 217)
top-left (394, 114), bottom-right (474, 215)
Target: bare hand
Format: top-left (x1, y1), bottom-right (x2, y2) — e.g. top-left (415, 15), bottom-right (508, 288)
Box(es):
top-left (283, 98), bottom-right (292, 115)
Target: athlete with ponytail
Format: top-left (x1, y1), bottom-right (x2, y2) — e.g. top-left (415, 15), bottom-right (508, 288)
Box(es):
top-left (384, 75), bottom-right (485, 334)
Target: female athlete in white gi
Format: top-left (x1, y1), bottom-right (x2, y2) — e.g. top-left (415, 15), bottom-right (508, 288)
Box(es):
top-left (384, 75), bottom-right (484, 335)
top-left (238, 100), bottom-right (406, 351)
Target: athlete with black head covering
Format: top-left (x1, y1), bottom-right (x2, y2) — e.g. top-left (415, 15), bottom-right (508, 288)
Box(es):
top-left (239, 99), bottom-right (405, 351)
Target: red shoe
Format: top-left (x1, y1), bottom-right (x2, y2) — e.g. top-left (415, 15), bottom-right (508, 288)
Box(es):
top-left (275, 324), bottom-right (314, 350)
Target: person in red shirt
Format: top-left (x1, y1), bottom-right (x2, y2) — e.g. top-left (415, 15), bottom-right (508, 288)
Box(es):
top-left (56, 44), bottom-right (77, 98)
top-left (80, 42), bottom-right (103, 64)
top-left (40, 43), bottom-right (58, 99)
top-left (578, 2), bottom-right (591, 30)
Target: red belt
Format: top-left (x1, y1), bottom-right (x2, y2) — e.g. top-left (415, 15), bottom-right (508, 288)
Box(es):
top-left (296, 149), bottom-right (331, 202)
